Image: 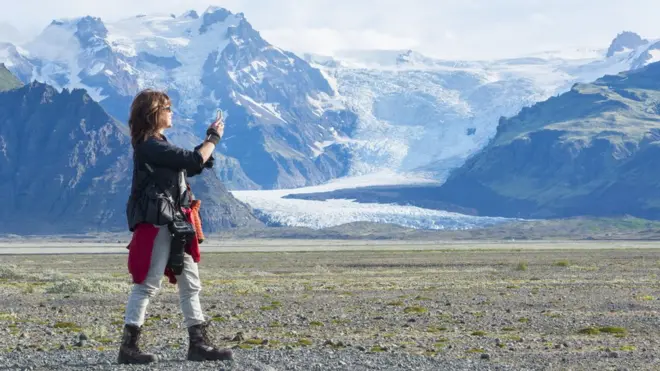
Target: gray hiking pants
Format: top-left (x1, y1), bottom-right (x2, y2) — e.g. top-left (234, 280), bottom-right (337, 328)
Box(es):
top-left (123, 225), bottom-right (206, 328)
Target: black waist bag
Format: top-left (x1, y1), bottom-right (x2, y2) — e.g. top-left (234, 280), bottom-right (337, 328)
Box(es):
top-left (145, 164), bottom-right (197, 276)
top-left (167, 218), bottom-right (197, 275)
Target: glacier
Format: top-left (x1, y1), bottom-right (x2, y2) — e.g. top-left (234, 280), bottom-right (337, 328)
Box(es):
top-left (232, 170), bottom-right (514, 230)
top-left (237, 33), bottom-right (660, 230)
top-left (304, 37), bottom-right (660, 179)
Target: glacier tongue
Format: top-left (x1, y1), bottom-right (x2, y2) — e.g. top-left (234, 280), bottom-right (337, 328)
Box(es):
top-left (232, 171), bottom-right (512, 230)
top-left (237, 195), bottom-right (511, 230)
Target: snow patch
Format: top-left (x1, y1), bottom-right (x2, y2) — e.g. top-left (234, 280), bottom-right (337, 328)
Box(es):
top-left (317, 67), bottom-right (339, 93)
top-left (311, 140), bottom-right (335, 158)
top-left (609, 47), bottom-right (633, 57)
top-left (87, 62), bottom-right (105, 76)
top-left (250, 60), bottom-right (267, 69)
top-left (310, 128), bottom-right (361, 158)
top-left (0, 48), bottom-right (12, 67)
top-left (238, 59), bottom-right (268, 83)
top-left (307, 91), bottom-right (344, 117)
top-left (648, 49), bottom-right (660, 64)
top-left (236, 93), bottom-right (287, 123)
top-left (262, 103), bottom-right (284, 121)
top-left (204, 6), bottom-right (224, 14)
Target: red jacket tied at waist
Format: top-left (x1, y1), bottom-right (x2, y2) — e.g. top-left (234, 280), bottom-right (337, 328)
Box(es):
top-left (126, 207), bottom-right (200, 285)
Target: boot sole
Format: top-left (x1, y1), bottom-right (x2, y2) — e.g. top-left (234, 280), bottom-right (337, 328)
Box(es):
top-left (187, 352), bottom-right (233, 362)
top-left (117, 354), bottom-right (158, 364)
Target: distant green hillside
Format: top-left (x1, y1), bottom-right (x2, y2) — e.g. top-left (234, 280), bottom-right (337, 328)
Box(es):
top-left (0, 63), bottom-right (22, 91)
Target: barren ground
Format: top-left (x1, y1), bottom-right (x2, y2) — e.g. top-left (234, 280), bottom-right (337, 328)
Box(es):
top-left (0, 241), bottom-right (658, 370)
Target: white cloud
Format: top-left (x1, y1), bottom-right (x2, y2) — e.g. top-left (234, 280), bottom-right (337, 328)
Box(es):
top-left (0, 22), bottom-right (25, 43)
top-left (263, 28), bottom-right (420, 56)
top-left (0, 0), bottom-right (658, 59)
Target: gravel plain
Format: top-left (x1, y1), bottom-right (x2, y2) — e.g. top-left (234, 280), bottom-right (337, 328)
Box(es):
top-left (0, 241), bottom-right (658, 370)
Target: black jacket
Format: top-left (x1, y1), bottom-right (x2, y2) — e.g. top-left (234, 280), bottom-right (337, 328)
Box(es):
top-left (125, 135), bottom-right (210, 232)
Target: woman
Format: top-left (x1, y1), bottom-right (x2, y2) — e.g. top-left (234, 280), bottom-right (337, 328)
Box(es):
top-left (118, 89), bottom-right (231, 364)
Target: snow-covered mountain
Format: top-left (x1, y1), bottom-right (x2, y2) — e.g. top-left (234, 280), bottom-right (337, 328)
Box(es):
top-left (303, 31), bottom-right (660, 180)
top-left (0, 7), bottom-right (356, 190)
top-left (2, 10), bottom-right (658, 192)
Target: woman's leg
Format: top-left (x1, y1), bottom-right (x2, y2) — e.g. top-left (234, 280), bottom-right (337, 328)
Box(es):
top-left (118, 226), bottom-right (171, 364)
top-left (177, 254), bottom-right (233, 361)
top-left (124, 226), bottom-right (172, 325)
top-left (176, 254), bottom-right (205, 327)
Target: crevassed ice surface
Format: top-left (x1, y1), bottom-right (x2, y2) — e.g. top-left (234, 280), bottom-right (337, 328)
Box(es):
top-left (310, 43), bottom-right (660, 179)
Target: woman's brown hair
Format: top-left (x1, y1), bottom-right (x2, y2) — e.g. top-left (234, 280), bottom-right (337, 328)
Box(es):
top-left (128, 89), bottom-right (171, 147)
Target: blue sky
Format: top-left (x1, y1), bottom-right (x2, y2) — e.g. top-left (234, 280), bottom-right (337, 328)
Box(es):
top-left (0, 0), bottom-right (657, 59)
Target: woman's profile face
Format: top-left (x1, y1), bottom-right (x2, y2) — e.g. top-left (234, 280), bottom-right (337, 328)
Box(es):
top-left (161, 105), bottom-right (173, 130)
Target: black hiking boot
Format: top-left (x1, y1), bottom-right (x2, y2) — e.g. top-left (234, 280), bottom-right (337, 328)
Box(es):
top-left (117, 324), bottom-right (158, 365)
top-left (187, 322), bottom-right (233, 362)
